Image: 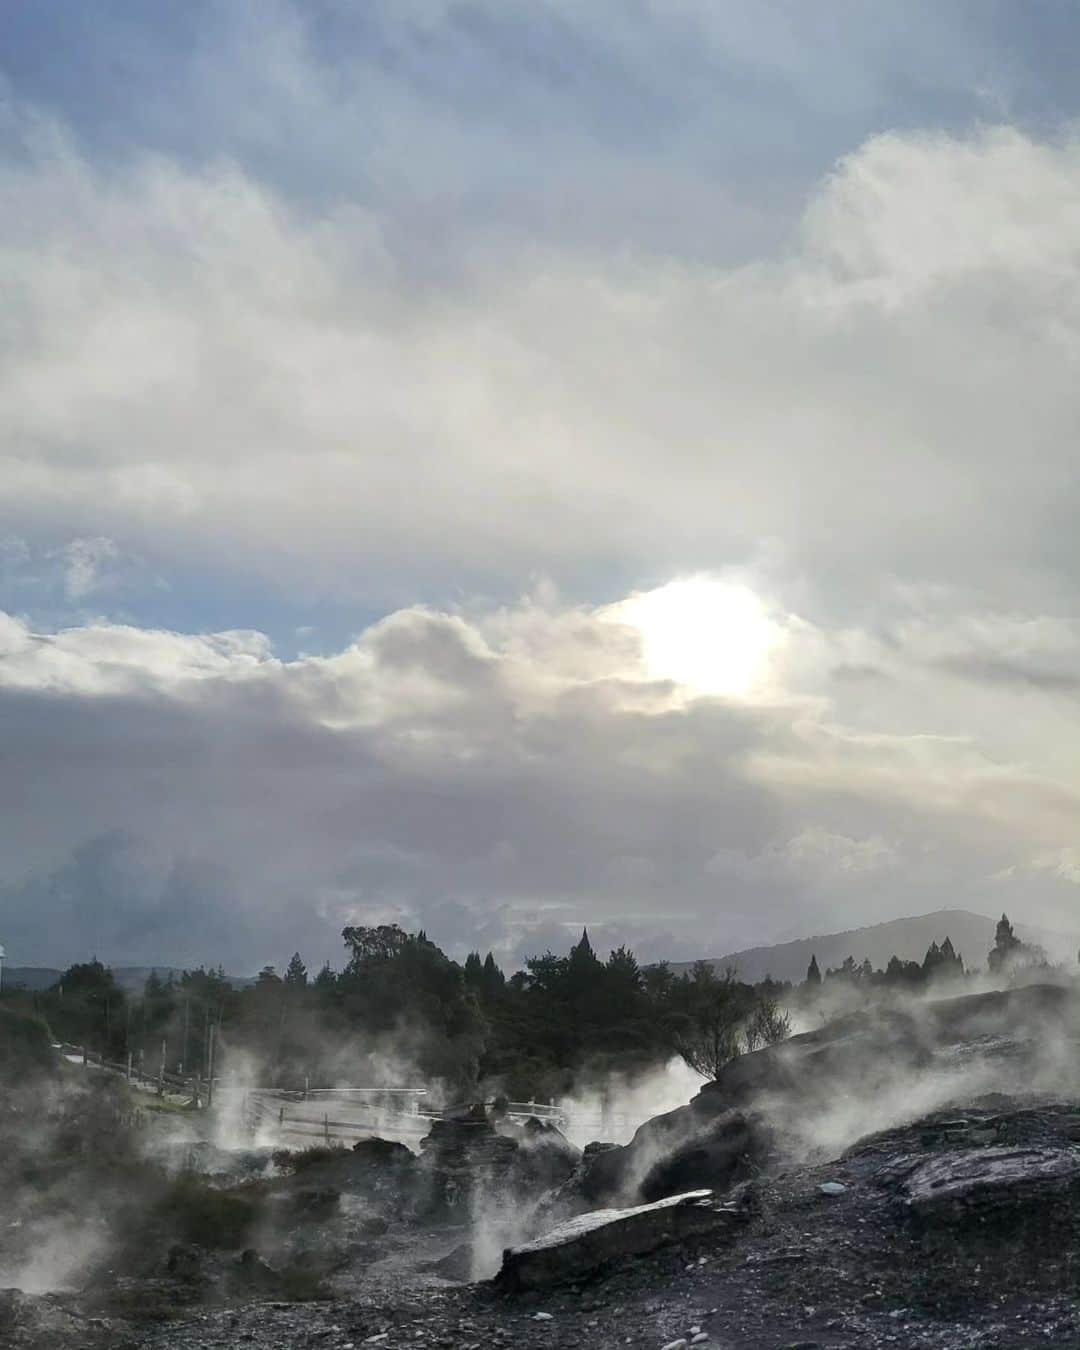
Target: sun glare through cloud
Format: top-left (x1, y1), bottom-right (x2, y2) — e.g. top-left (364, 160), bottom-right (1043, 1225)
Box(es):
top-left (612, 576), bottom-right (780, 698)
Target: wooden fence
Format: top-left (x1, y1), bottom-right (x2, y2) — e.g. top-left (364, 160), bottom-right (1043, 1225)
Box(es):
top-left (58, 1045), bottom-right (632, 1143)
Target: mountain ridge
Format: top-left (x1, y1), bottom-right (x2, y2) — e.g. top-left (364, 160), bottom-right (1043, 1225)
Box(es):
top-left (669, 908), bottom-right (1080, 985)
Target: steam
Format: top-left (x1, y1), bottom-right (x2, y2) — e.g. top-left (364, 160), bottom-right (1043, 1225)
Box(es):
top-left (0, 1219), bottom-right (107, 1294)
top-left (556, 1058), bottom-right (704, 1147)
top-left (765, 982), bottom-right (1080, 1162)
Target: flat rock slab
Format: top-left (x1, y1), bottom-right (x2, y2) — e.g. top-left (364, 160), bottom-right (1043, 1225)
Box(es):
top-left (896, 1145), bottom-right (1080, 1224)
top-left (497, 1189), bottom-right (738, 1291)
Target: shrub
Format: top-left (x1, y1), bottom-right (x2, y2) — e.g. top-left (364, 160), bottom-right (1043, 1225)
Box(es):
top-left (155, 1176), bottom-right (259, 1249)
top-left (0, 1006), bottom-right (56, 1081)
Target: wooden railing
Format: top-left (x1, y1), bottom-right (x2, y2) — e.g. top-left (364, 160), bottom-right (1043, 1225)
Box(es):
top-left (57, 1047), bottom-right (632, 1142)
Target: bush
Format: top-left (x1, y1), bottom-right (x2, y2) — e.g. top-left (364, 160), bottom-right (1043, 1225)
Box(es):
top-left (155, 1176), bottom-right (259, 1249)
top-left (270, 1144), bottom-right (347, 1173)
top-left (0, 1006), bottom-right (56, 1081)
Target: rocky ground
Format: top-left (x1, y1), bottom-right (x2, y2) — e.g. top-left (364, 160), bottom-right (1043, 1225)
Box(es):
top-left (7, 985), bottom-right (1080, 1350)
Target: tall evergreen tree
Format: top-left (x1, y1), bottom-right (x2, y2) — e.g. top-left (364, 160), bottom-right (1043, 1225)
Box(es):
top-left (463, 952), bottom-right (484, 988)
top-left (481, 952), bottom-right (505, 998)
top-left (284, 953), bottom-right (308, 988)
top-left (988, 913), bottom-right (1023, 973)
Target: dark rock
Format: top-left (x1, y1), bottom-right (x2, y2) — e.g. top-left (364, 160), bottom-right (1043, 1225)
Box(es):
top-left (230, 1248), bottom-right (281, 1295)
top-left (352, 1137), bottom-right (415, 1166)
top-left (420, 1114), bottom-right (518, 1167)
top-left (424, 1242), bottom-right (477, 1282)
top-left (270, 1134), bottom-right (415, 1216)
top-left (583, 1106), bottom-right (765, 1205)
top-left (640, 1111), bottom-right (763, 1203)
top-left (165, 1242), bottom-right (204, 1282)
top-left (512, 1117), bottom-right (582, 1192)
top-left (415, 1110), bottom-right (521, 1219)
top-left (891, 1144), bottom-right (1080, 1231)
top-left (288, 1186), bottom-right (341, 1219)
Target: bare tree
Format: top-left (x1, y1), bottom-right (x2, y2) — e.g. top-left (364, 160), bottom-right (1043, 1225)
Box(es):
top-left (743, 991), bottom-right (792, 1052)
top-left (672, 967), bottom-right (747, 1080)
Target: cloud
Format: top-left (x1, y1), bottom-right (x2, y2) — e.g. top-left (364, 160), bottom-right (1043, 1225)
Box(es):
top-left (2, 584), bottom-right (1080, 972)
top-left (708, 828), bottom-right (899, 885)
top-left (4, 116), bottom-right (1080, 624)
top-left (58, 537), bottom-right (121, 600)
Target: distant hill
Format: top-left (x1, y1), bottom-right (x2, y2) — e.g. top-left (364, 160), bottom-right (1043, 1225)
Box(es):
top-left (670, 909), bottom-right (1080, 985)
top-left (3, 967), bottom-right (63, 991)
top-left (2, 965), bottom-right (252, 993)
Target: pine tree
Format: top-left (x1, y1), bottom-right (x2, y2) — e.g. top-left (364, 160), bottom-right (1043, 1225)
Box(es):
top-left (940, 936), bottom-right (963, 976)
top-left (806, 954), bottom-right (822, 986)
top-left (567, 926), bottom-right (602, 1004)
top-left (571, 927), bottom-right (596, 961)
top-left (481, 952), bottom-right (505, 997)
top-left (988, 913), bottom-right (1023, 974)
top-left (284, 953), bottom-right (308, 988)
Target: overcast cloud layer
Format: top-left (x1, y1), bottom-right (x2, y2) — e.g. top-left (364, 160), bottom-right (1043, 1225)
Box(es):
top-left (3, 2), bottom-right (1080, 972)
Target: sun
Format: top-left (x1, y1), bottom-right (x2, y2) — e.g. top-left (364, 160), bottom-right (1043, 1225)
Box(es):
top-left (614, 576), bottom-right (778, 697)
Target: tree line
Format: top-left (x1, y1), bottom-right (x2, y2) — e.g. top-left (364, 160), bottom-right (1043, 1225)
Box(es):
top-left (801, 913), bottom-right (1047, 992)
top-left (2, 912), bottom-right (1049, 1101)
top-left (0, 927), bottom-right (790, 1099)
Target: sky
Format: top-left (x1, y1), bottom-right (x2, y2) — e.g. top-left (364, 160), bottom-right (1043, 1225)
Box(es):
top-left (4, 1), bottom-right (1080, 974)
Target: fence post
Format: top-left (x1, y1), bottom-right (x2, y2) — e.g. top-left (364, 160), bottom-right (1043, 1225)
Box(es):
top-left (324, 1113), bottom-right (329, 1144)
top-left (206, 1024), bottom-right (216, 1108)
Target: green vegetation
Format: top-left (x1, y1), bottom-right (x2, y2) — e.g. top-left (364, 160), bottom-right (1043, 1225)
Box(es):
top-left (0, 1005), bottom-right (55, 1080)
top-left (4, 915), bottom-right (1028, 1099)
top-left (0, 927), bottom-right (795, 1096)
top-left (153, 1175), bottom-right (259, 1249)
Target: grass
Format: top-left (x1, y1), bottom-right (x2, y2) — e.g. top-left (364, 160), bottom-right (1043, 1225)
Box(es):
top-left (271, 1144), bottom-right (348, 1173)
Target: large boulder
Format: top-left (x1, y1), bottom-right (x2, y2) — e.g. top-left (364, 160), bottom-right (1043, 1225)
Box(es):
top-left (885, 1144), bottom-right (1080, 1235)
top-left (583, 1105), bottom-right (764, 1205)
top-left (510, 1116), bottom-right (582, 1192)
top-left (497, 1188), bottom-right (747, 1291)
top-left (414, 1109), bottom-right (520, 1220)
